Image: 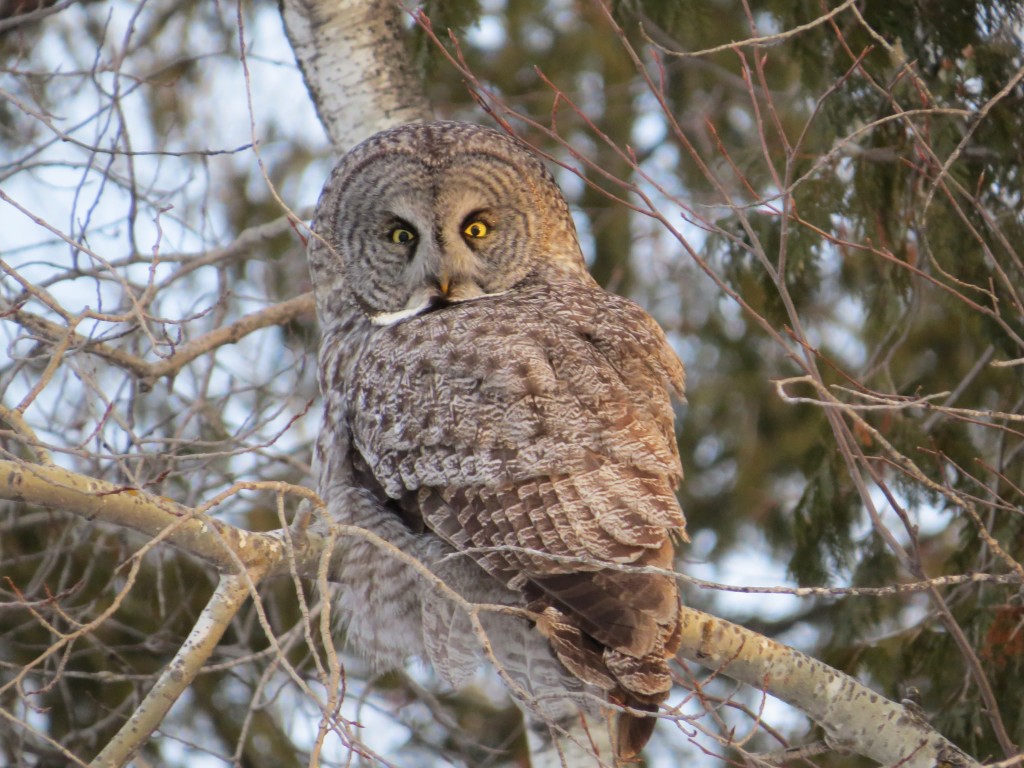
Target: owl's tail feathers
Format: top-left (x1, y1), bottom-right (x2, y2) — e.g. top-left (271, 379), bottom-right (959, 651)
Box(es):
top-left (616, 702), bottom-right (659, 761)
top-left (607, 652), bottom-right (672, 759)
top-left (535, 603), bottom-right (678, 759)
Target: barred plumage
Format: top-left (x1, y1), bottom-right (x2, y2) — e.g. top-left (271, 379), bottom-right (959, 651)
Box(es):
top-left (309, 121), bottom-right (687, 761)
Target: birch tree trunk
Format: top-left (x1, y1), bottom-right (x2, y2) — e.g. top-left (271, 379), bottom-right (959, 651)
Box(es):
top-left (279, 0), bottom-right (431, 150)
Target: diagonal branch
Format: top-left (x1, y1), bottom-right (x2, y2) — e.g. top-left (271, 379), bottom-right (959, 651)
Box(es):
top-left (88, 572), bottom-right (260, 768)
top-left (0, 460), bottom-right (285, 572)
top-left (676, 610), bottom-right (978, 768)
top-left (0, 460), bottom-right (330, 763)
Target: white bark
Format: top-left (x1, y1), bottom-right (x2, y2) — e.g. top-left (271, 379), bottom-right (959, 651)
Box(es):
top-left (89, 575), bottom-right (258, 768)
top-left (0, 461), bottom-right (287, 572)
top-left (279, 0), bottom-right (431, 152)
top-left (678, 610), bottom-right (976, 768)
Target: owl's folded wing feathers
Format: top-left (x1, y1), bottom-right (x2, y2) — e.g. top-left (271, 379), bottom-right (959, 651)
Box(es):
top-left (348, 278), bottom-right (686, 750)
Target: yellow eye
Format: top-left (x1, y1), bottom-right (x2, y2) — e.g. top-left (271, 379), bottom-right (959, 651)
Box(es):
top-left (463, 221), bottom-right (489, 239)
top-left (390, 227), bottom-right (416, 244)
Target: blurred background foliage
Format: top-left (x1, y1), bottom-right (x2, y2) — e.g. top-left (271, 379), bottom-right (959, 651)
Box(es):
top-left (1, 0), bottom-right (1022, 765)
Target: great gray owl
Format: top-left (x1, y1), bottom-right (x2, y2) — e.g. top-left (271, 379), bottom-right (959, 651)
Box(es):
top-left (309, 121), bottom-right (686, 763)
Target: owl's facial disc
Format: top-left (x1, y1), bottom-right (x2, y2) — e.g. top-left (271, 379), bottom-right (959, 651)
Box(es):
top-left (348, 152), bottom-right (541, 327)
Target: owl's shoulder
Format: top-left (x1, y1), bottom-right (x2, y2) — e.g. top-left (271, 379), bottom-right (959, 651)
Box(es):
top-left (349, 275), bottom-right (683, 401)
top-left (521, 276), bottom-right (686, 400)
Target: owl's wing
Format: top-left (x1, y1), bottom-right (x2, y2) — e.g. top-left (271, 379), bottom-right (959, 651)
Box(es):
top-left (348, 277), bottom-right (686, 723)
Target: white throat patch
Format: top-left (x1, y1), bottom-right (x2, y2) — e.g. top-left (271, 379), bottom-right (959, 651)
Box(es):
top-left (368, 290), bottom-right (509, 326)
top-left (369, 301), bottom-right (433, 326)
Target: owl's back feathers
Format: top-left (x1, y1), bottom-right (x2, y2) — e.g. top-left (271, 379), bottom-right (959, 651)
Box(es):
top-left (348, 273), bottom-right (686, 756)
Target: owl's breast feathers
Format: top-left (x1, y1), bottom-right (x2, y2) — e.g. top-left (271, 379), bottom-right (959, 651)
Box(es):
top-left (348, 275), bottom-right (686, 757)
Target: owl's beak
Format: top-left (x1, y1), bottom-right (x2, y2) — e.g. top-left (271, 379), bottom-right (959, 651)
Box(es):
top-left (437, 273), bottom-right (451, 296)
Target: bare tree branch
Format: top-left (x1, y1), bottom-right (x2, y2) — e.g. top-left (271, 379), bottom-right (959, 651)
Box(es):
top-left (676, 610), bottom-right (978, 768)
top-left (1, 293), bottom-right (315, 391)
top-left (88, 573), bottom-right (260, 768)
top-left (0, 460), bottom-right (290, 573)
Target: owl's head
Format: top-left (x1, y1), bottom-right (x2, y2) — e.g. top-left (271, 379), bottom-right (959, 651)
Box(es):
top-left (309, 122), bottom-right (589, 327)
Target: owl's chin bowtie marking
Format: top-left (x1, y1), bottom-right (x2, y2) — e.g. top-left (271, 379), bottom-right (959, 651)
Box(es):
top-left (368, 301), bottom-right (433, 326)
top-left (368, 290), bottom-right (508, 326)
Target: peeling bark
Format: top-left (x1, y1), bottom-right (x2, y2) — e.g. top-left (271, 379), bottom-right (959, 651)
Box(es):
top-left (279, 0), bottom-right (431, 152)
